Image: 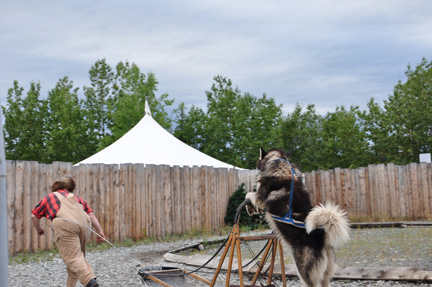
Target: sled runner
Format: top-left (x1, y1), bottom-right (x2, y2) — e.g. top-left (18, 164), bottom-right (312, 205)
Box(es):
top-left (139, 266), bottom-right (205, 287)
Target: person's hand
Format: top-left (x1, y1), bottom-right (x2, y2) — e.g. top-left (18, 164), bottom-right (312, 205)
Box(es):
top-left (37, 229), bottom-right (45, 236)
top-left (96, 233), bottom-right (106, 244)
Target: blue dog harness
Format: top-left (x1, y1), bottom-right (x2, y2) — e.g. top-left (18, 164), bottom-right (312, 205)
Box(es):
top-left (269, 158), bottom-right (306, 229)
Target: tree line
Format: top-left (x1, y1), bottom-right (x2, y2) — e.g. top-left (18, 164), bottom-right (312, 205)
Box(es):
top-left (2, 58), bottom-right (431, 171)
top-left (2, 59), bottom-right (173, 164)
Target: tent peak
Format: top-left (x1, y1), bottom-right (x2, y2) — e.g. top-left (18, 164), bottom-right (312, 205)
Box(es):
top-left (145, 101), bottom-right (152, 117)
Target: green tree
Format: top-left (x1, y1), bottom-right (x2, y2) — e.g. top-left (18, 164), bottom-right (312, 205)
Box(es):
top-left (320, 106), bottom-right (371, 169)
top-left (204, 76), bottom-right (283, 168)
top-left (2, 60), bottom-right (175, 164)
top-left (2, 81), bottom-right (47, 161)
top-left (174, 75), bottom-right (283, 169)
top-left (173, 102), bottom-right (206, 150)
top-left (383, 57), bottom-right (432, 164)
top-left (105, 61), bottom-right (174, 146)
top-left (283, 104), bottom-right (372, 171)
top-left (45, 76), bottom-right (89, 163)
top-left (3, 81), bottom-right (24, 160)
top-left (358, 98), bottom-right (391, 164)
top-left (83, 58), bottom-right (114, 153)
top-left (233, 92), bottom-right (283, 168)
top-left (360, 58), bottom-right (432, 165)
top-left (282, 104), bottom-right (324, 171)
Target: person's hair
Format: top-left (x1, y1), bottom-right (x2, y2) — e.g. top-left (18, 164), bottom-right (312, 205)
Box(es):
top-left (51, 180), bottom-right (66, 192)
top-left (63, 177), bottom-right (76, 193)
top-left (51, 177), bottom-right (76, 193)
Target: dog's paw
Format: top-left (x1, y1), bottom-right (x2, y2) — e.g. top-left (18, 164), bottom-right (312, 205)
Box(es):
top-left (245, 192), bottom-right (263, 215)
top-left (246, 204), bottom-right (256, 216)
top-left (245, 191), bottom-right (256, 201)
top-left (245, 192), bottom-right (256, 215)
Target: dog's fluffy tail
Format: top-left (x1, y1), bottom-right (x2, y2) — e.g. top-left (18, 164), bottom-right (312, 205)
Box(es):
top-left (305, 202), bottom-right (350, 248)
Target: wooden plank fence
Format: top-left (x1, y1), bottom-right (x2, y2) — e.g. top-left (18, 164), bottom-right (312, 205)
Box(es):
top-left (6, 161), bottom-right (257, 254)
top-left (304, 163), bottom-right (432, 220)
top-left (6, 161), bottom-right (432, 254)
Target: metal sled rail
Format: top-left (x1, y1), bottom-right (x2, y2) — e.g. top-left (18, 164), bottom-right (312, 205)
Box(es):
top-left (139, 266), bottom-right (211, 287)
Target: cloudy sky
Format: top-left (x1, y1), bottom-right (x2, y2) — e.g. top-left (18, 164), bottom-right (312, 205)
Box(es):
top-left (1, 0), bottom-right (431, 115)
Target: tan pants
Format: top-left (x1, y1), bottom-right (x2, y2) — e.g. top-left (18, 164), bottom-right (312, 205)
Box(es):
top-left (51, 192), bottom-right (95, 287)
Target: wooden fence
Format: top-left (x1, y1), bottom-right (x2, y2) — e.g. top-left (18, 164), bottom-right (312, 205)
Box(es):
top-left (6, 161), bottom-right (257, 254)
top-left (6, 161), bottom-right (432, 254)
top-left (304, 163), bottom-right (432, 220)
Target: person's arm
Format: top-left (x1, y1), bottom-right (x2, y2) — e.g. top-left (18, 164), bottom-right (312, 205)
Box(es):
top-left (88, 212), bottom-right (105, 243)
top-left (31, 213), bottom-right (45, 236)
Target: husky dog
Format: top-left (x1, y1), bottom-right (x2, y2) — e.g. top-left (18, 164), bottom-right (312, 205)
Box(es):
top-left (246, 148), bottom-right (350, 287)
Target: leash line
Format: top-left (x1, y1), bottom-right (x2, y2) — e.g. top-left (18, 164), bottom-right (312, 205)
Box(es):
top-left (56, 216), bottom-right (143, 266)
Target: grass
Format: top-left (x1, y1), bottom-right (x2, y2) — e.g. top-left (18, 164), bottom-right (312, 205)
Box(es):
top-left (9, 221), bottom-right (431, 268)
top-left (348, 214), bottom-right (432, 223)
top-left (336, 226), bottom-right (432, 269)
top-left (9, 247), bottom-right (60, 265)
top-left (180, 225), bottom-right (432, 270)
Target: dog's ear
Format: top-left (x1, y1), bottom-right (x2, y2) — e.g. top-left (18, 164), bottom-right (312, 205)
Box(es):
top-left (285, 151), bottom-right (290, 159)
top-left (259, 147), bottom-right (266, 160)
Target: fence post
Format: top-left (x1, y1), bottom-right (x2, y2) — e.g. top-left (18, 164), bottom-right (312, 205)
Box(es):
top-left (0, 107), bottom-right (9, 286)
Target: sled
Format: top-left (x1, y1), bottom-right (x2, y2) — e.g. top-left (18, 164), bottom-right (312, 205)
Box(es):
top-left (139, 199), bottom-right (286, 287)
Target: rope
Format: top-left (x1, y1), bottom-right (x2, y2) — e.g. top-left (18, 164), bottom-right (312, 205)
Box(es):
top-left (55, 216), bottom-right (143, 266)
top-left (147, 200), bottom-right (248, 278)
top-left (143, 198), bottom-right (268, 279)
top-left (244, 240), bottom-right (267, 271)
top-left (181, 234), bottom-right (230, 275)
top-left (243, 239), bottom-right (280, 287)
top-left (242, 238), bottom-right (271, 268)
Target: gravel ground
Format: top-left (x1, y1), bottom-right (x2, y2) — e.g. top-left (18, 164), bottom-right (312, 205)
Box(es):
top-left (8, 226), bottom-right (432, 287)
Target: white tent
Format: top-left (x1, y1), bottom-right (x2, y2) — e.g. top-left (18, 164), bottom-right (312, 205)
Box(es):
top-left (77, 106), bottom-right (238, 168)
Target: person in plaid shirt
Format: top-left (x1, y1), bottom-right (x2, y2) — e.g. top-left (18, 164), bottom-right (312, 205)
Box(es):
top-left (32, 189), bottom-right (92, 220)
top-left (31, 178), bottom-right (105, 287)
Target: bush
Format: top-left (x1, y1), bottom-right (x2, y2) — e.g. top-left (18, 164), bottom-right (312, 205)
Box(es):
top-left (224, 183), bottom-right (266, 228)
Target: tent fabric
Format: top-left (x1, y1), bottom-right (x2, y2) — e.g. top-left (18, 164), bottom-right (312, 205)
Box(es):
top-left (77, 113), bottom-right (238, 168)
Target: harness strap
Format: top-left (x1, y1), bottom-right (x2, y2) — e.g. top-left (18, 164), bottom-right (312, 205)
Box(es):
top-left (270, 158), bottom-right (306, 229)
top-left (268, 159), bottom-right (324, 230)
top-left (271, 158), bottom-right (296, 217)
top-left (270, 214), bottom-right (306, 228)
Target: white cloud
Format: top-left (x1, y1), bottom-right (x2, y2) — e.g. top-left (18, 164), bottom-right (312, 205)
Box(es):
top-left (1, 0), bottom-right (431, 115)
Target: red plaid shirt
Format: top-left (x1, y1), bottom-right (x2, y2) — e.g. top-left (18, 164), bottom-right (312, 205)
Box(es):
top-left (32, 189), bottom-right (93, 219)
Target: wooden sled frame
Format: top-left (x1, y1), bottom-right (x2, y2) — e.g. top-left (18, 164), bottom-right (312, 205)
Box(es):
top-left (209, 222), bottom-right (287, 287)
top-left (140, 222), bottom-right (286, 287)
top-left (140, 197), bottom-right (287, 287)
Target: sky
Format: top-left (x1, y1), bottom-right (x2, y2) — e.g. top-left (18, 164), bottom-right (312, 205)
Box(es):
top-left (1, 0), bottom-right (431, 116)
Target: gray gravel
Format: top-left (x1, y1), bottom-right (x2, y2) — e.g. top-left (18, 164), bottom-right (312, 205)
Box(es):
top-left (8, 226), bottom-right (432, 286)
